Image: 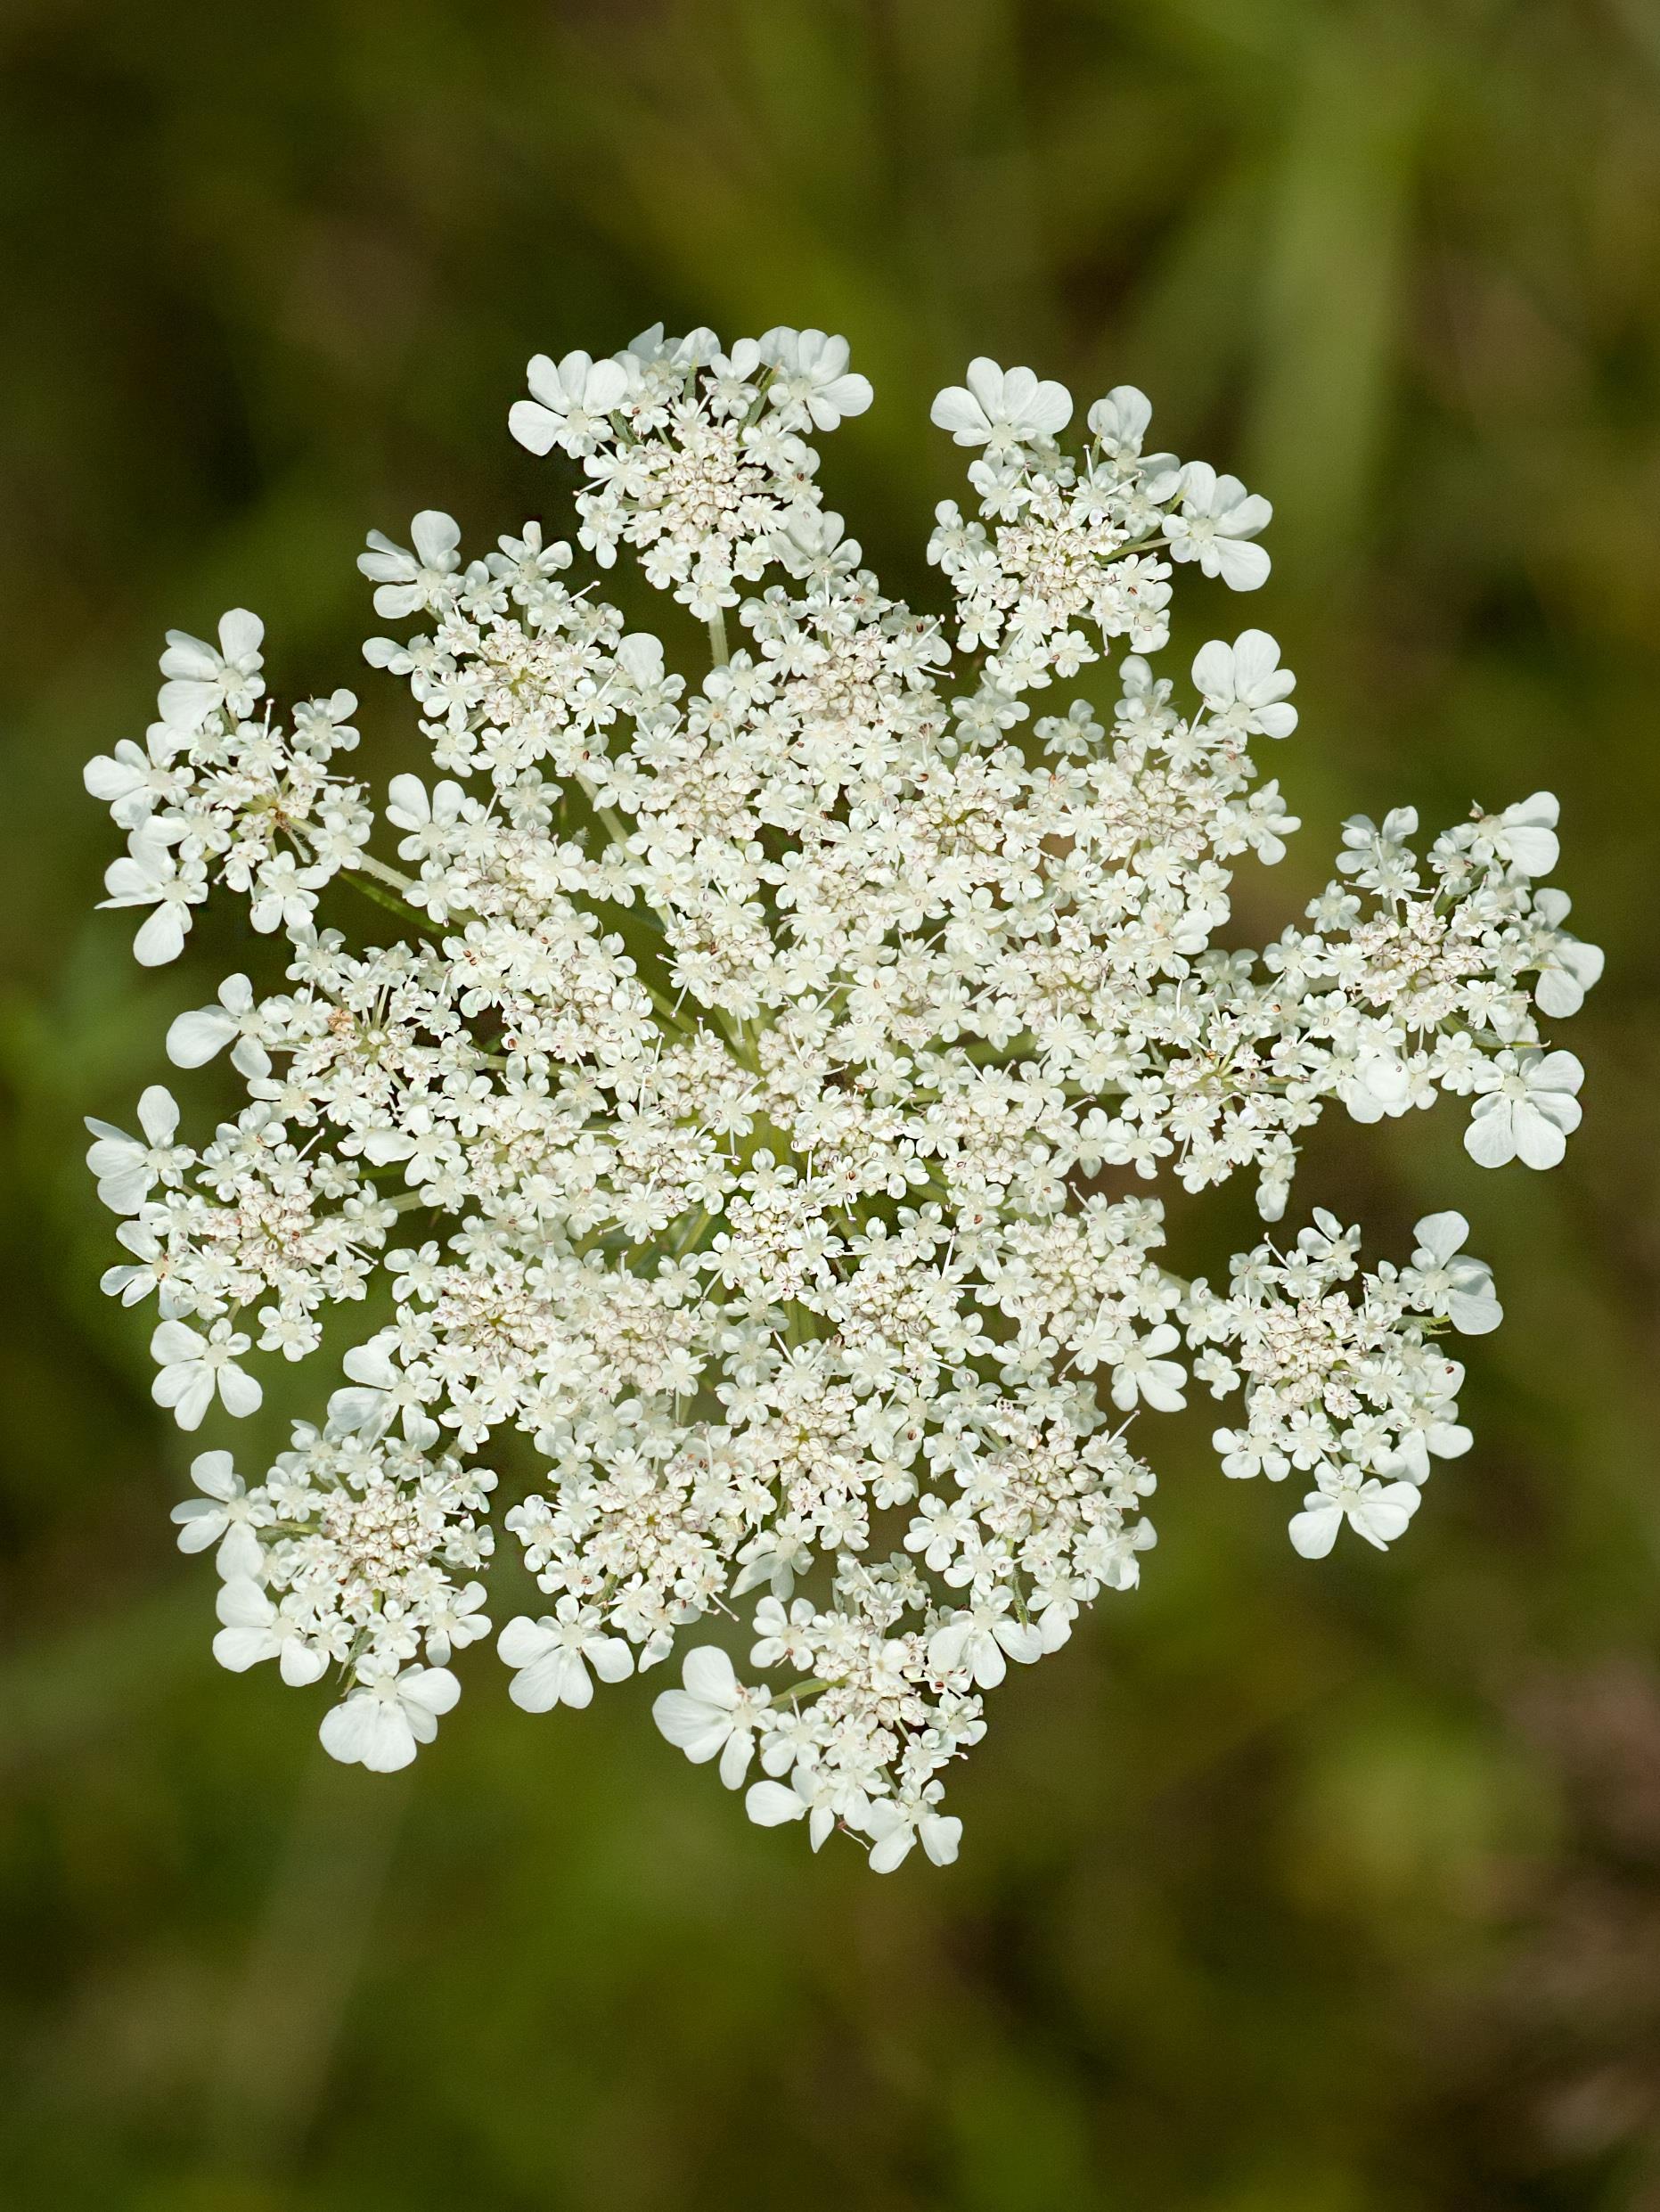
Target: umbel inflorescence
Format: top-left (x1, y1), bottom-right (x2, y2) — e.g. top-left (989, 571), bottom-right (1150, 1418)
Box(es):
top-left (85, 326), bottom-right (1599, 1870)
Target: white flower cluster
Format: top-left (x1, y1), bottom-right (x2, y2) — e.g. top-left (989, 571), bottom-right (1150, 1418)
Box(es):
top-left (84, 324), bottom-right (1599, 1865)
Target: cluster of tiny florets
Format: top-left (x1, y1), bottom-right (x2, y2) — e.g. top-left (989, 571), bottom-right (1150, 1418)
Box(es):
top-left (83, 323), bottom-right (1599, 1871)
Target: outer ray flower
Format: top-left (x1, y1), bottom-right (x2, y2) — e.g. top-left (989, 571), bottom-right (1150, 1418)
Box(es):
top-left (82, 324), bottom-right (1597, 1869)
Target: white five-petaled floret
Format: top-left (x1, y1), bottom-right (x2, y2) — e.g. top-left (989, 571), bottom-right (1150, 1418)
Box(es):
top-left (930, 356), bottom-right (1074, 451)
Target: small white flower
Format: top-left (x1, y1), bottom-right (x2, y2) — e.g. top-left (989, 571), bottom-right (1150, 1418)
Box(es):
top-left (757, 326), bottom-right (873, 431)
top-left (1392, 1392), bottom-right (1473, 1484)
top-left (1192, 629), bottom-right (1297, 738)
top-left (1339, 1050), bottom-right (1413, 1124)
top-left (99, 819), bottom-right (206, 965)
top-left (385, 773), bottom-right (469, 853)
top-left (84, 726), bottom-right (182, 829)
top-left (1086, 383), bottom-right (1154, 463)
top-left (652, 1646), bottom-right (765, 1788)
top-left (928, 1600), bottom-right (1043, 1689)
top-left (1288, 1471), bottom-right (1421, 1560)
top-left (212, 1577), bottom-right (329, 1684)
top-left (100, 1214), bottom-right (177, 1311)
top-left (1108, 1323), bottom-right (1188, 1412)
top-left (497, 1600), bottom-right (634, 1711)
top-left (745, 1766), bottom-right (862, 1853)
top-left (1529, 888), bottom-right (1604, 1020)
top-left (930, 357), bottom-right (1073, 452)
top-left (328, 1335), bottom-right (439, 1447)
top-left (1466, 1049), bottom-right (1584, 1169)
top-left (356, 511), bottom-right (462, 619)
top-left (85, 1085), bottom-right (189, 1214)
top-left (319, 1664), bottom-right (462, 1773)
top-left (424, 1581), bottom-right (491, 1666)
top-left (1212, 1429), bottom-right (1290, 1482)
top-left (863, 1786), bottom-right (962, 1873)
top-left (1337, 806), bottom-right (1419, 880)
top-left (748, 1594), bottom-right (817, 1668)
top-left (509, 350), bottom-right (630, 458)
top-left (170, 1448), bottom-right (266, 1577)
top-left (1405, 1212), bottom-right (1503, 1335)
top-left (772, 509), bottom-right (862, 586)
top-left (249, 851), bottom-right (324, 936)
top-left (157, 608), bottom-right (265, 733)
top-left (151, 1318), bottom-right (263, 1430)
top-left (1165, 463), bottom-right (1272, 590)
top-left (166, 972), bottom-right (271, 1079)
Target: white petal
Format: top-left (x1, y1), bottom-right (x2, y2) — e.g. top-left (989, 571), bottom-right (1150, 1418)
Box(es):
top-left (1288, 1503), bottom-right (1341, 1559)
top-left (1513, 1104), bottom-right (1568, 1170)
top-left (321, 1696), bottom-right (415, 1773)
top-left (154, 1364), bottom-right (214, 1430)
top-left (497, 1615), bottom-right (557, 1669)
top-left (964, 357), bottom-right (1006, 412)
top-left (409, 511), bottom-right (460, 569)
top-left (1191, 639), bottom-right (1234, 700)
top-left (279, 1642), bottom-right (329, 1687)
top-left (213, 1626), bottom-right (275, 1672)
top-left (1464, 1102), bottom-right (1517, 1168)
top-left (920, 1815), bottom-right (962, 1867)
top-left (385, 772), bottom-right (430, 825)
top-left (1504, 825), bottom-right (1558, 875)
top-left (821, 371), bottom-right (872, 419)
top-left (1353, 1482), bottom-right (1421, 1548)
top-left (1447, 1287), bottom-right (1503, 1335)
top-left (652, 1690), bottom-right (730, 1758)
top-left (401, 1667), bottom-right (461, 1716)
top-left (216, 1522), bottom-right (265, 1579)
top-left (191, 1449), bottom-right (237, 1500)
top-left (508, 399), bottom-right (560, 455)
top-left (507, 1652), bottom-right (570, 1713)
top-left (746, 1780), bottom-right (806, 1827)
top-left (584, 359), bottom-right (629, 413)
top-left (681, 1645), bottom-right (737, 1708)
top-left (717, 1730), bottom-right (755, 1790)
top-left (1413, 1211), bottom-right (1468, 1262)
top-left (930, 387), bottom-right (989, 442)
top-left (1214, 538), bottom-right (1272, 592)
top-left (524, 352), bottom-right (566, 406)
top-left (136, 1086), bottom-right (178, 1143)
top-left (1023, 377), bottom-right (1074, 435)
top-left (134, 904), bottom-right (187, 966)
top-left (1533, 968), bottom-right (1584, 1020)
top-left (1231, 628), bottom-right (1282, 692)
top-left (588, 1636), bottom-right (634, 1685)
top-left (173, 1509), bottom-right (224, 1554)
top-left (217, 608), bottom-right (265, 660)
top-left (994, 1620), bottom-right (1043, 1666)
top-left (215, 1576), bottom-right (273, 1629)
top-left (167, 1006), bottom-right (238, 1066)
top-left (217, 1364), bottom-right (263, 1419)
top-left (867, 1826), bottom-right (915, 1873)
top-left (152, 1320), bottom-right (203, 1363)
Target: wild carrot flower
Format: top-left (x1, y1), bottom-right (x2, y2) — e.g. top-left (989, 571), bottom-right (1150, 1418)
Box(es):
top-left (84, 324), bottom-right (1599, 1866)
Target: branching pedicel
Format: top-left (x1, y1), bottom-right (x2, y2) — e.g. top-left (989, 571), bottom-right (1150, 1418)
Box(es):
top-left (85, 327), bottom-right (1600, 1869)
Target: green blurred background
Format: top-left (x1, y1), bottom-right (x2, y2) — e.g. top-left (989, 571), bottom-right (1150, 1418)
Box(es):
top-left (3, 1), bottom-right (1658, 2205)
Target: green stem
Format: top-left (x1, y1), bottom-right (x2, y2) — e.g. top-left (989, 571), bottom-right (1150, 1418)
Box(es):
top-left (341, 869), bottom-right (436, 933)
top-left (668, 1203), bottom-right (717, 1258)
